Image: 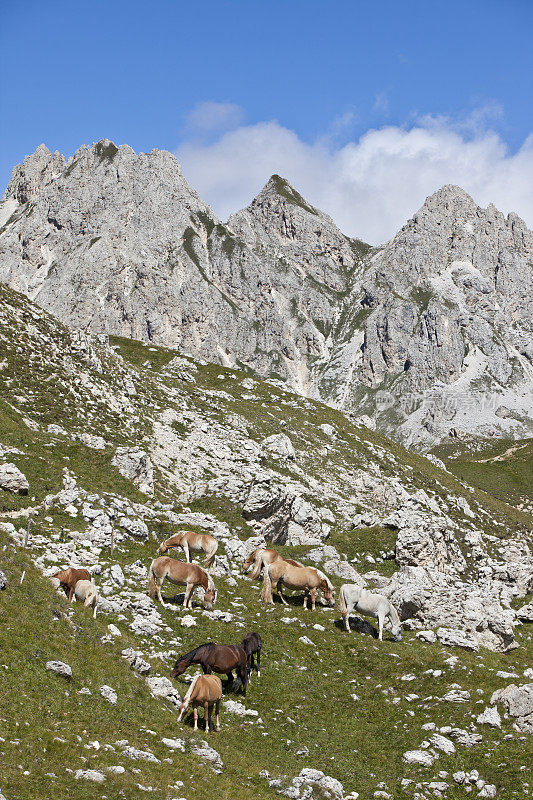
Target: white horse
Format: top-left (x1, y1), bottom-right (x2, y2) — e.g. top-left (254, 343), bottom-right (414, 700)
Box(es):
top-left (339, 584), bottom-right (401, 641)
top-left (73, 579), bottom-right (99, 619)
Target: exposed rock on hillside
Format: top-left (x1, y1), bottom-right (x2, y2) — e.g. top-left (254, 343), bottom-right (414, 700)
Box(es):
top-left (2, 141), bottom-right (531, 447)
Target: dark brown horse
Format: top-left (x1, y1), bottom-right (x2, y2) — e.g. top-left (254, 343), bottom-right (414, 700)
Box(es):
top-left (170, 642), bottom-right (249, 696)
top-left (241, 632), bottom-right (262, 679)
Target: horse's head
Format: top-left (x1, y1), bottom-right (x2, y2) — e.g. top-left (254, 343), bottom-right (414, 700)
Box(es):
top-left (170, 656), bottom-right (187, 678)
top-left (203, 585), bottom-right (217, 610)
top-left (157, 540), bottom-right (168, 555)
top-left (242, 551), bottom-right (255, 573)
top-left (321, 579), bottom-right (336, 607)
top-left (391, 622), bottom-right (402, 642)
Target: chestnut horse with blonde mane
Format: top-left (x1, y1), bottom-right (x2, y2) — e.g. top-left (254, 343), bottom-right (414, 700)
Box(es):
top-left (50, 567), bottom-right (92, 601)
top-left (263, 561), bottom-right (335, 610)
top-left (148, 557), bottom-right (217, 609)
top-left (158, 530), bottom-right (218, 571)
top-left (243, 547), bottom-right (304, 601)
top-left (178, 674), bottom-right (223, 732)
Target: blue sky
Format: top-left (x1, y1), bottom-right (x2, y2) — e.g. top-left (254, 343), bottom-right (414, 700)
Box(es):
top-left (1, 0), bottom-right (532, 242)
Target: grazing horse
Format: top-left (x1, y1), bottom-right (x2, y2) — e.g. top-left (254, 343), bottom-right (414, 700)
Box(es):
top-left (170, 642), bottom-right (248, 696)
top-left (242, 547), bottom-right (303, 579)
top-left (148, 557), bottom-right (216, 610)
top-left (339, 584), bottom-right (402, 641)
top-left (73, 579), bottom-right (99, 619)
top-left (263, 562), bottom-right (335, 610)
top-left (241, 632), bottom-right (262, 679)
top-left (243, 547), bottom-right (304, 601)
top-left (178, 674), bottom-right (222, 732)
top-left (50, 567), bottom-right (92, 601)
top-left (158, 530), bottom-right (218, 571)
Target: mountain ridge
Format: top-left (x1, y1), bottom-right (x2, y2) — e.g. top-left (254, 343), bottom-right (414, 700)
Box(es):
top-left (1, 139), bottom-right (531, 449)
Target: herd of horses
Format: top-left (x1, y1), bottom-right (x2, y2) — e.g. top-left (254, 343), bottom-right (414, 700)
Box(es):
top-left (50, 530), bottom-right (402, 732)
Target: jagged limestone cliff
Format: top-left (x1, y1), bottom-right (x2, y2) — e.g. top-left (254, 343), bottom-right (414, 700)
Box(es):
top-left (1, 141), bottom-right (532, 448)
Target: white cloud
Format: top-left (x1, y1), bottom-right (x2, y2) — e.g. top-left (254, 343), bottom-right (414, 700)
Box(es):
top-left (185, 101), bottom-right (245, 136)
top-left (175, 112), bottom-right (533, 245)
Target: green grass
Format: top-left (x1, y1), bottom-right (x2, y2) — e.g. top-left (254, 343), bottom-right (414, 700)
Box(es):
top-left (2, 529), bottom-right (532, 800)
top-left (434, 438), bottom-right (533, 507)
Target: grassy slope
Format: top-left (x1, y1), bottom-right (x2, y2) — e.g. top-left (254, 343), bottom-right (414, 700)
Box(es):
top-left (1, 286), bottom-right (532, 799)
top-left (433, 437), bottom-right (533, 509)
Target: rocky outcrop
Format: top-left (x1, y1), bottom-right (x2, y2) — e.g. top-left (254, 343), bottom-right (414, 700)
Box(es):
top-left (112, 447), bottom-right (154, 495)
top-left (0, 463), bottom-right (29, 495)
top-left (491, 683), bottom-right (533, 733)
top-left (384, 566), bottom-right (517, 652)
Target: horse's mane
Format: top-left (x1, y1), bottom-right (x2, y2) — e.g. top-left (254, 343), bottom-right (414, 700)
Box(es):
top-left (388, 602), bottom-right (401, 626)
top-left (180, 642), bottom-right (216, 661)
top-left (316, 568), bottom-right (333, 590)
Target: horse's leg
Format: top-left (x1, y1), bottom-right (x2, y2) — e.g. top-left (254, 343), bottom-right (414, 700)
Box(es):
top-left (204, 701), bottom-right (210, 733)
top-left (202, 664), bottom-right (211, 674)
top-left (310, 587), bottom-right (316, 611)
top-left (183, 583), bottom-right (193, 608)
top-left (68, 584), bottom-right (75, 602)
top-left (183, 541), bottom-right (190, 563)
top-left (156, 573), bottom-right (166, 607)
top-left (343, 606), bottom-right (351, 632)
top-left (378, 610), bottom-right (384, 641)
top-left (193, 706), bottom-right (198, 731)
top-left (257, 648), bottom-right (261, 678)
top-left (215, 699), bottom-right (221, 731)
top-left (277, 582), bottom-right (289, 605)
top-left (240, 664), bottom-right (248, 697)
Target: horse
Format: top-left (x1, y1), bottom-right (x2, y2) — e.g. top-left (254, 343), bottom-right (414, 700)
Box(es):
top-left (50, 567), bottom-right (92, 601)
top-left (241, 632), bottom-right (262, 679)
top-left (148, 557), bottom-right (216, 610)
top-left (339, 584), bottom-right (402, 641)
top-left (243, 547), bottom-right (304, 601)
top-left (263, 561), bottom-right (335, 610)
top-left (242, 547), bottom-right (304, 580)
top-left (178, 674), bottom-right (223, 732)
top-left (170, 642), bottom-right (248, 696)
top-left (73, 579), bottom-right (99, 619)
top-left (158, 530), bottom-right (218, 571)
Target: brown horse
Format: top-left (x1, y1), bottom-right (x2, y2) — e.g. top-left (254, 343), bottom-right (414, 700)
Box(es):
top-left (170, 642), bottom-right (248, 696)
top-left (50, 567), bottom-right (92, 601)
top-left (158, 530), bottom-right (218, 571)
top-left (148, 557), bottom-right (216, 610)
top-left (243, 547), bottom-right (304, 579)
top-left (243, 547), bottom-right (304, 601)
top-left (178, 674), bottom-right (223, 732)
top-left (263, 561), bottom-right (335, 610)
top-left (241, 632), bottom-right (262, 679)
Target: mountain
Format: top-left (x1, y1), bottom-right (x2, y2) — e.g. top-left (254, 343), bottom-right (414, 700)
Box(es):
top-left (1, 140), bottom-right (532, 449)
top-left (1, 281), bottom-right (532, 798)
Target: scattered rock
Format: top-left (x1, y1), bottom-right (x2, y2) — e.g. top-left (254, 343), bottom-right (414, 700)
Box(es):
top-left (46, 660), bottom-right (72, 680)
top-left (99, 685), bottom-right (118, 705)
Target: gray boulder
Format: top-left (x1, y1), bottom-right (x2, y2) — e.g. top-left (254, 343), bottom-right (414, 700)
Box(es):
top-left (0, 463), bottom-right (29, 495)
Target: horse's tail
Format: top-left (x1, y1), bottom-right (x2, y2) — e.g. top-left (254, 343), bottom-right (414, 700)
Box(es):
top-left (262, 564), bottom-right (273, 603)
top-left (339, 584), bottom-right (348, 617)
top-left (205, 539), bottom-right (218, 569)
top-left (249, 549), bottom-right (264, 580)
top-left (178, 674), bottom-right (200, 720)
top-left (148, 561), bottom-right (157, 599)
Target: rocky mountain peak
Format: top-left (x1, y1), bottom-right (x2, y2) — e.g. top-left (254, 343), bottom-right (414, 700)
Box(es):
top-left (0, 140), bottom-right (531, 449)
top-left (4, 143), bottom-right (66, 204)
